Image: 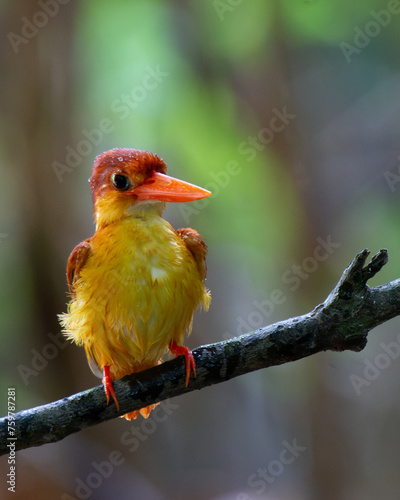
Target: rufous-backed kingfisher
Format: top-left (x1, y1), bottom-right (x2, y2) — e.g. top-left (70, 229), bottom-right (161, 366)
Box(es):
top-left (59, 148), bottom-right (211, 419)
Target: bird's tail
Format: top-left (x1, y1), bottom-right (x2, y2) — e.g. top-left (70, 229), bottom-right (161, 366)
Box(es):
top-left (123, 403), bottom-right (159, 420)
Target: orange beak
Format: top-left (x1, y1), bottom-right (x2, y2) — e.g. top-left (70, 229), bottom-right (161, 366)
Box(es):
top-left (131, 172), bottom-right (211, 203)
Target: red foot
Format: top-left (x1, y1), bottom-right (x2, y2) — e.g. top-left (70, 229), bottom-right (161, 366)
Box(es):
top-left (102, 365), bottom-right (120, 411)
top-left (169, 341), bottom-right (196, 386)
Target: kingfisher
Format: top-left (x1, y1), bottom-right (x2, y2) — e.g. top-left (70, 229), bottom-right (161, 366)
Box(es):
top-left (59, 148), bottom-right (211, 419)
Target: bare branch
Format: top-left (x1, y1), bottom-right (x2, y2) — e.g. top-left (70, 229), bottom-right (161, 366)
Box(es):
top-left (1, 249), bottom-right (400, 456)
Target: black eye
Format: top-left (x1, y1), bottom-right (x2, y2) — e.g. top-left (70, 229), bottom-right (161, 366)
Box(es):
top-left (111, 173), bottom-right (130, 190)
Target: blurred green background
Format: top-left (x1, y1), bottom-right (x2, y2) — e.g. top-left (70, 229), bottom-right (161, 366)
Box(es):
top-left (1, 0), bottom-right (400, 498)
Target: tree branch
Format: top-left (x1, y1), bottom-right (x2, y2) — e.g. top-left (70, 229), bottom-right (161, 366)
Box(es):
top-left (2, 249), bottom-right (400, 456)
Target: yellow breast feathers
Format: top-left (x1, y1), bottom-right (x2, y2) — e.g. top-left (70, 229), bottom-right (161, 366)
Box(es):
top-left (60, 217), bottom-right (210, 380)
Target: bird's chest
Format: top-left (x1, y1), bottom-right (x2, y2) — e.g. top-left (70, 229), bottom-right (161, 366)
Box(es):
top-left (66, 217), bottom-right (206, 367)
top-left (82, 219), bottom-right (196, 314)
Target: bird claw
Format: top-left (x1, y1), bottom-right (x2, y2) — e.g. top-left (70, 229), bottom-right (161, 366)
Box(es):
top-left (102, 365), bottom-right (120, 411)
top-left (169, 341), bottom-right (197, 386)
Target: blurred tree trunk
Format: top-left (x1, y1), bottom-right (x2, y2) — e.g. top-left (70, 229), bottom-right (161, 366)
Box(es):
top-left (1, 0), bottom-right (80, 394)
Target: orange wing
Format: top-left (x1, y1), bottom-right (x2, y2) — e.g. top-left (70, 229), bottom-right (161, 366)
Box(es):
top-left (176, 228), bottom-right (208, 282)
top-left (66, 238), bottom-right (92, 296)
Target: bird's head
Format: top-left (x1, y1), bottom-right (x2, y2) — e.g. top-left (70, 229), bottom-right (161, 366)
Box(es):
top-left (89, 148), bottom-right (211, 228)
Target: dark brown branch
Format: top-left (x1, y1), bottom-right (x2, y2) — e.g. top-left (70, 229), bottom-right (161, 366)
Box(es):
top-left (1, 249), bottom-right (400, 455)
